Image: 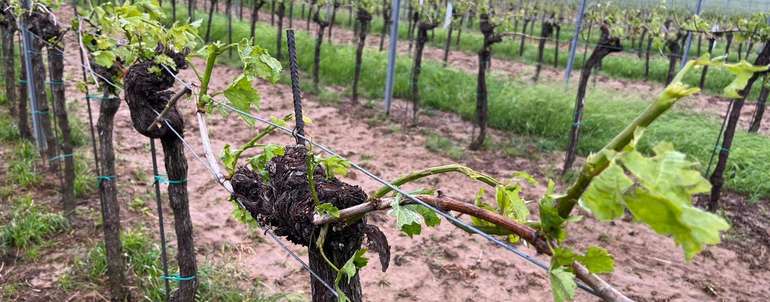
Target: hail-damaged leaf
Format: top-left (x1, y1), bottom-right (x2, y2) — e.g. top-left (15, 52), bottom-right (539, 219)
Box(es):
top-left (238, 39), bottom-right (282, 83)
top-left (512, 171), bottom-right (538, 186)
top-left (154, 54), bottom-right (176, 70)
top-left (224, 74), bottom-right (261, 125)
top-left (388, 194), bottom-right (439, 237)
top-left (721, 61), bottom-right (768, 99)
top-left (550, 267), bottom-right (576, 302)
top-left (538, 180), bottom-right (568, 242)
top-left (580, 163), bottom-right (632, 221)
top-left (624, 188), bottom-right (729, 260)
top-left (167, 20), bottom-right (201, 52)
top-left (577, 246), bottom-right (614, 274)
top-left (339, 248), bottom-right (368, 284)
top-left (315, 203), bottom-right (341, 218)
top-left (92, 50), bottom-right (116, 68)
top-left (550, 247), bottom-right (578, 269)
top-left (249, 144), bottom-right (286, 179)
top-left (221, 144), bottom-right (238, 176)
top-left (496, 185), bottom-right (529, 222)
top-left (621, 142), bottom-right (711, 207)
top-left (319, 156), bottom-right (351, 179)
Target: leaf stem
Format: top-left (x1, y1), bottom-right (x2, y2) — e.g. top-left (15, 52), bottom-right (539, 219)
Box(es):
top-left (372, 164), bottom-right (501, 198)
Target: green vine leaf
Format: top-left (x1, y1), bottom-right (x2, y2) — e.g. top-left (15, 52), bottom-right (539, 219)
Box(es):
top-left (316, 203), bottom-right (341, 218)
top-left (388, 194), bottom-right (440, 237)
top-left (549, 267), bottom-right (576, 302)
top-left (721, 61), bottom-right (769, 99)
top-left (92, 50), bottom-right (116, 68)
top-left (539, 180), bottom-right (568, 242)
top-left (221, 144), bottom-right (237, 176)
top-left (577, 246), bottom-right (614, 274)
top-left (248, 144), bottom-right (286, 179)
top-left (581, 163), bottom-right (632, 221)
top-left (224, 74), bottom-right (261, 124)
top-left (238, 39), bottom-right (282, 83)
top-left (319, 156), bottom-right (351, 179)
top-left (334, 248), bottom-right (369, 302)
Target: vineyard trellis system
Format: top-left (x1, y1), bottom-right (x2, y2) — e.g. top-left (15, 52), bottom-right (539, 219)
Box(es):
top-left (1, 0), bottom-right (769, 302)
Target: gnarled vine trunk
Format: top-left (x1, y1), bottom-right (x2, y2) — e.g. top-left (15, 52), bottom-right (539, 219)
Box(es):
top-left (665, 34), bottom-right (682, 85)
top-left (251, 0), bottom-right (265, 40)
top-left (17, 35), bottom-right (31, 140)
top-left (276, 0), bottom-right (285, 60)
top-left (328, 1), bottom-right (339, 43)
top-left (124, 50), bottom-right (198, 301)
top-left (40, 19), bottom-right (75, 220)
top-left (700, 38), bottom-right (716, 89)
top-left (379, 0), bottom-right (390, 52)
top-left (313, 11), bottom-right (329, 91)
top-left (469, 14), bottom-right (502, 151)
top-left (749, 74), bottom-right (769, 133)
top-left (709, 43), bottom-right (770, 211)
top-left (352, 8), bottom-right (371, 104)
top-left (232, 146), bottom-right (388, 302)
top-left (27, 13), bottom-right (56, 169)
top-left (1, 11), bottom-right (28, 138)
top-left (410, 21), bottom-right (437, 124)
top-left (562, 25), bottom-right (622, 173)
top-left (533, 16), bottom-right (554, 82)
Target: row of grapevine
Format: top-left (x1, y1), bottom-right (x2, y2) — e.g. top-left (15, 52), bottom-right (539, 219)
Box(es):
top-left (1, 0), bottom-right (767, 302)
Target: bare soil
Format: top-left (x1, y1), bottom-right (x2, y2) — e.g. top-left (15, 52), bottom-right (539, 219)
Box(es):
top-left (2, 5), bottom-right (770, 302)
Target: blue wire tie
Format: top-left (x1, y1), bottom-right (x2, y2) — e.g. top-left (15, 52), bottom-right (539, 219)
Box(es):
top-left (97, 175), bottom-right (116, 186)
top-left (720, 147), bottom-right (730, 153)
top-left (49, 153), bottom-right (74, 161)
top-left (154, 175), bottom-right (187, 185)
top-left (86, 95), bottom-right (120, 101)
top-left (18, 80), bottom-right (27, 84)
top-left (47, 80), bottom-right (64, 86)
top-left (573, 121), bottom-right (582, 127)
top-left (161, 274), bottom-right (195, 281)
top-left (32, 110), bottom-right (49, 115)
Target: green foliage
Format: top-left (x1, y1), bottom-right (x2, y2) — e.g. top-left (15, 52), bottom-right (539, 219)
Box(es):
top-left (549, 267), bottom-right (576, 302)
top-left (0, 196), bottom-right (69, 254)
top-left (582, 129), bottom-right (730, 260)
top-left (388, 194), bottom-right (441, 237)
top-left (0, 117), bottom-right (20, 142)
top-left (224, 74), bottom-right (262, 119)
top-left (76, 227), bottom-right (294, 301)
top-left (316, 203), bottom-right (341, 218)
top-left (335, 249), bottom-right (368, 302)
top-left (318, 155), bottom-right (351, 179)
top-left (7, 141), bottom-right (41, 188)
top-left (73, 156), bottom-right (96, 198)
top-left (424, 134), bottom-right (464, 160)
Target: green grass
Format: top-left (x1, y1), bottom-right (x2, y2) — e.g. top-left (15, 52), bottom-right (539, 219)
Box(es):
top-left (262, 3), bottom-right (762, 99)
top-left (0, 195), bottom-right (69, 256)
top-left (7, 141), bottom-right (42, 187)
top-left (175, 7), bottom-right (770, 199)
top-left (425, 133), bottom-right (464, 160)
top-left (75, 227), bottom-right (300, 301)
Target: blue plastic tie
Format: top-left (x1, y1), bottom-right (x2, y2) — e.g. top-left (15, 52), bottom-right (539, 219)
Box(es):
top-left (32, 110), bottom-right (49, 115)
top-left (154, 175), bottom-right (187, 185)
top-left (86, 95), bottom-right (120, 101)
top-left (161, 274), bottom-right (195, 281)
top-left (49, 153), bottom-right (74, 161)
top-left (720, 147), bottom-right (730, 153)
top-left (47, 80), bottom-right (64, 86)
top-left (18, 80), bottom-right (27, 84)
top-left (97, 175), bottom-right (116, 186)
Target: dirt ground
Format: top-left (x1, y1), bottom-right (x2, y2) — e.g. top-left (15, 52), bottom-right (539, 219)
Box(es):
top-left (2, 5), bottom-right (770, 302)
